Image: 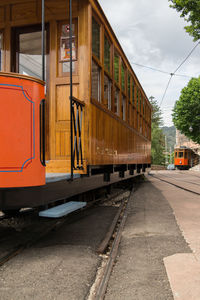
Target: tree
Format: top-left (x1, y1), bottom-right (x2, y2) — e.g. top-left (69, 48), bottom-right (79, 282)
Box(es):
top-left (172, 77), bottom-right (200, 144)
top-left (169, 0), bottom-right (200, 41)
top-left (149, 98), bottom-right (165, 165)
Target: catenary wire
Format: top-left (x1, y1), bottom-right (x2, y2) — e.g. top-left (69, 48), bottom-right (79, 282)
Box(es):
top-left (159, 42), bottom-right (200, 106)
top-left (132, 62), bottom-right (193, 78)
top-left (159, 75), bottom-right (173, 106)
top-left (173, 42), bottom-right (200, 74)
top-left (132, 42), bottom-right (199, 106)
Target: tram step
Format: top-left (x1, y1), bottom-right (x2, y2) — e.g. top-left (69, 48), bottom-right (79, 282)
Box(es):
top-left (39, 201), bottom-right (87, 218)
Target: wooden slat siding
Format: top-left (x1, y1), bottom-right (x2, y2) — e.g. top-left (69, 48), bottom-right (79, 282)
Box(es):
top-left (11, 2), bottom-right (37, 21)
top-left (0, 6), bottom-right (5, 25)
top-left (90, 104), bottom-right (151, 165)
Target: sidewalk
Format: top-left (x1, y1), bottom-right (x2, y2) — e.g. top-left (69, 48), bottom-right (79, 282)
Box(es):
top-left (105, 175), bottom-right (200, 300)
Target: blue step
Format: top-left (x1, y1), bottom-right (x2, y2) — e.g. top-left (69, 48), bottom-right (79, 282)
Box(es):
top-left (39, 201), bottom-right (87, 218)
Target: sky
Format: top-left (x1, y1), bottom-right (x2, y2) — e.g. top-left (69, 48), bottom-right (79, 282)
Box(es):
top-left (99, 0), bottom-right (199, 127)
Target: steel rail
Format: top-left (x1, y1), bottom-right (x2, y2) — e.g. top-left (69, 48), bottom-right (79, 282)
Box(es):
top-left (154, 172), bottom-right (200, 187)
top-left (150, 174), bottom-right (200, 196)
top-left (89, 188), bottom-right (134, 300)
top-left (0, 186), bottom-right (133, 268)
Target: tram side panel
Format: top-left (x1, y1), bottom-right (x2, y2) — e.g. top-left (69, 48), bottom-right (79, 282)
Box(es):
top-left (0, 74), bottom-right (45, 188)
top-left (89, 102), bottom-right (151, 167)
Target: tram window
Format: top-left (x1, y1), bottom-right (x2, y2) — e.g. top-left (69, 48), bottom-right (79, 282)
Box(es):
top-left (0, 33), bottom-right (3, 70)
top-left (143, 98), bottom-right (145, 115)
top-left (128, 74), bottom-right (131, 100)
top-left (178, 152), bottom-right (183, 158)
top-left (136, 88), bottom-right (139, 110)
top-left (62, 62), bottom-right (75, 73)
top-left (128, 102), bottom-right (131, 124)
top-left (114, 52), bottom-right (119, 83)
top-left (18, 31), bottom-right (46, 80)
top-left (92, 60), bottom-right (101, 102)
top-left (132, 79), bottom-right (135, 105)
top-left (104, 74), bottom-right (111, 109)
top-left (185, 152), bottom-right (187, 158)
top-left (121, 63), bottom-right (125, 92)
top-left (104, 34), bottom-right (111, 73)
top-left (114, 87), bottom-right (119, 115)
top-left (122, 95), bottom-right (126, 121)
top-left (132, 106), bottom-right (134, 127)
top-left (175, 152), bottom-right (177, 158)
top-left (92, 17), bottom-right (100, 60)
top-left (60, 23), bottom-right (77, 74)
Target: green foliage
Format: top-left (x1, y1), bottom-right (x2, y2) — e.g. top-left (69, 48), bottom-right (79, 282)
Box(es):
top-left (151, 98), bottom-right (164, 127)
top-left (150, 98), bottom-right (165, 165)
top-left (169, 0), bottom-right (200, 41)
top-left (162, 126), bottom-right (176, 150)
top-left (173, 77), bottom-right (200, 144)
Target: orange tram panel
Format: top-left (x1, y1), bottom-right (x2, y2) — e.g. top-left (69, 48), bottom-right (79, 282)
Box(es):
top-left (0, 73), bottom-right (45, 187)
top-left (0, 0), bottom-right (151, 210)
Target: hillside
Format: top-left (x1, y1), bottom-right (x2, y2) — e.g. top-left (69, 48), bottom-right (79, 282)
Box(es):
top-left (162, 126), bottom-right (176, 151)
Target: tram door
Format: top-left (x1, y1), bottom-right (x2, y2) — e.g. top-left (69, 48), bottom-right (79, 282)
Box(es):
top-left (11, 25), bottom-right (49, 160)
top-left (11, 25), bottom-right (49, 82)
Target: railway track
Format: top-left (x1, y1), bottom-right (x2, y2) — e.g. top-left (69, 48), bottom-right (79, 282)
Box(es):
top-left (0, 179), bottom-right (138, 269)
top-left (150, 173), bottom-right (200, 196)
top-left (154, 172), bottom-right (200, 187)
top-left (87, 187), bottom-right (133, 300)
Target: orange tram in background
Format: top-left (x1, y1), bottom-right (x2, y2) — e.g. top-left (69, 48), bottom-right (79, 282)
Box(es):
top-left (174, 147), bottom-right (197, 170)
top-left (0, 0), bottom-right (151, 214)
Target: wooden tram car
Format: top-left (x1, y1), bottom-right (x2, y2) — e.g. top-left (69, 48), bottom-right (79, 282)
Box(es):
top-left (0, 0), bottom-right (151, 213)
top-left (174, 147), bottom-right (197, 170)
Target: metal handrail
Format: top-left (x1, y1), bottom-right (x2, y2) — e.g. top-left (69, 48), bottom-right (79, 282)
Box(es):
top-left (71, 97), bottom-right (84, 171)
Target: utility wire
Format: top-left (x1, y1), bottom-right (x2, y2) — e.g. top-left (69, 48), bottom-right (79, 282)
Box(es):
top-left (132, 62), bottom-right (192, 78)
top-left (159, 42), bottom-right (200, 106)
top-left (160, 75), bottom-right (173, 106)
top-left (173, 42), bottom-right (200, 74)
top-left (132, 42), bottom-right (199, 106)
top-left (132, 62), bottom-right (170, 75)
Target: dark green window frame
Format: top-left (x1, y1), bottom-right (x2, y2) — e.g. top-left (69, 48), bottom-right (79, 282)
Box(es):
top-left (128, 73), bottom-right (131, 100)
top-left (92, 17), bottom-right (100, 60)
top-left (114, 51), bottom-right (119, 83)
top-left (121, 62), bottom-right (125, 92)
top-left (104, 34), bottom-right (111, 73)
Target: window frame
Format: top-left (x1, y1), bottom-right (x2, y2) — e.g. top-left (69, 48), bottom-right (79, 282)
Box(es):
top-left (57, 20), bottom-right (78, 77)
top-left (104, 31), bottom-right (112, 75)
top-left (103, 30), bottom-right (112, 110)
top-left (91, 14), bottom-right (103, 103)
top-left (92, 16), bottom-right (101, 62)
top-left (114, 49), bottom-right (120, 87)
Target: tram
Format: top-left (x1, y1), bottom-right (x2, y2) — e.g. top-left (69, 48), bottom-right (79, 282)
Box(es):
top-left (0, 0), bottom-right (151, 212)
top-left (174, 147), bottom-right (197, 170)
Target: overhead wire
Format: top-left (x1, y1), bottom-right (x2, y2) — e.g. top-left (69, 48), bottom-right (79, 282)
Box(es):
top-left (132, 41), bottom-right (199, 106)
top-left (132, 62), bottom-right (192, 78)
top-left (159, 41), bottom-right (200, 106)
top-left (173, 42), bottom-right (200, 74)
top-left (160, 75), bottom-right (173, 106)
